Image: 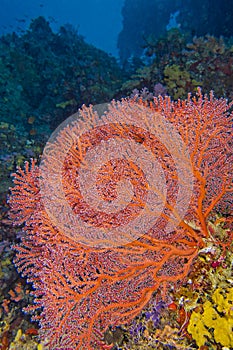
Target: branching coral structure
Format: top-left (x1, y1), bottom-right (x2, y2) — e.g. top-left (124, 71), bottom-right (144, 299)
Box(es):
top-left (9, 89), bottom-right (232, 349)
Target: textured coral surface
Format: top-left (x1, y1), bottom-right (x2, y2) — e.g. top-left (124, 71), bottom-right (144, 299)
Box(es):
top-left (9, 90), bottom-right (232, 349)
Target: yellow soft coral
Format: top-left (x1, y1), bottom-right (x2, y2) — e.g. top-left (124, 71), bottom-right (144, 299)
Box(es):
top-left (187, 288), bottom-right (233, 348)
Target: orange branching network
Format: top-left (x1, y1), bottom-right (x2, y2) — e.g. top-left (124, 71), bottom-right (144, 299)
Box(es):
top-left (9, 89), bottom-right (232, 349)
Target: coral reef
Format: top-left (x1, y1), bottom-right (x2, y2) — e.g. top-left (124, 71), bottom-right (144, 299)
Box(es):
top-left (122, 31), bottom-right (233, 100)
top-left (1, 11), bottom-right (233, 350)
top-left (163, 64), bottom-right (200, 100)
top-left (118, 0), bottom-right (233, 62)
top-left (8, 90), bottom-right (232, 349)
top-left (0, 16), bottom-right (126, 134)
top-left (119, 218), bottom-right (233, 349)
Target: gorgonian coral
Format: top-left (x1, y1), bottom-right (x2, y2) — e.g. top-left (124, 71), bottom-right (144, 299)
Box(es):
top-left (9, 89), bottom-right (232, 349)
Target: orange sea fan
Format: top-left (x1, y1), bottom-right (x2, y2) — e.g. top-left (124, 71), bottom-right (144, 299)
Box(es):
top-left (9, 89), bottom-right (232, 349)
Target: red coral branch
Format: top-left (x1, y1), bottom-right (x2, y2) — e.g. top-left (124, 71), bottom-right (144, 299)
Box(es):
top-left (9, 89), bottom-right (232, 349)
